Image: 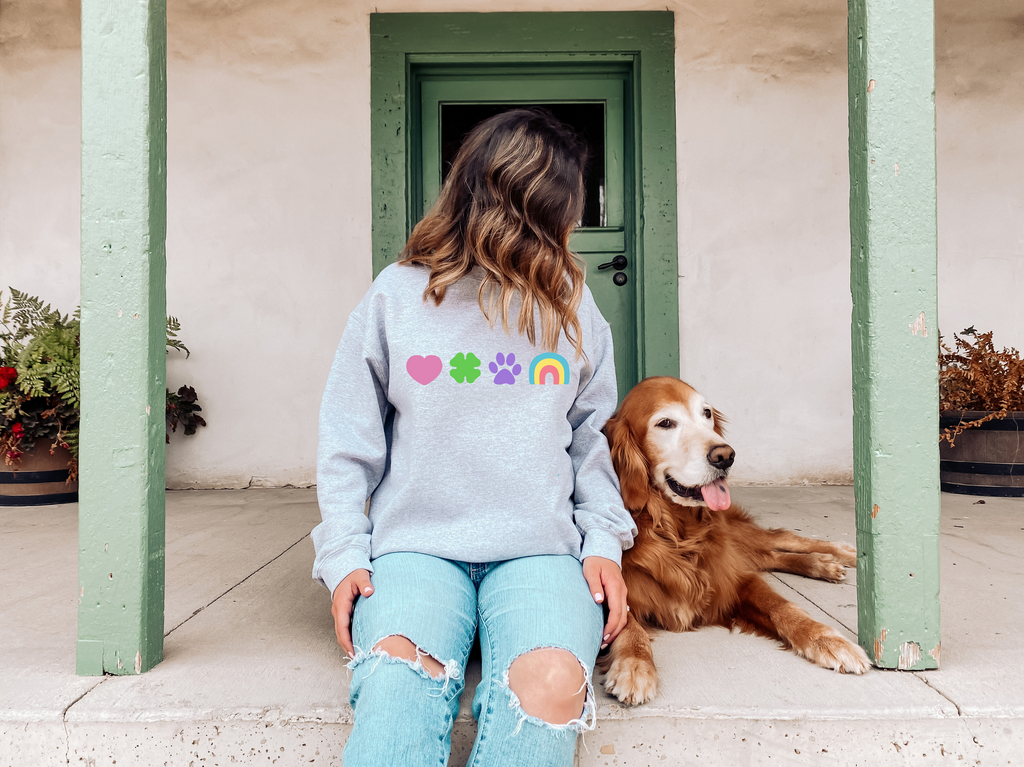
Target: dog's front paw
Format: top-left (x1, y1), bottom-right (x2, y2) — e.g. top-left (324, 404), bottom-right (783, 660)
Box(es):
top-left (603, 654), bottom-right (658, 705)
top-left (811, 553), bottom-right (848, 583)
top-left (802, 628), bottom-right (871, 674)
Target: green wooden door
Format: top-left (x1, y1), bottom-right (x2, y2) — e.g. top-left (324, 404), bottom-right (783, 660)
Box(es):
top-left (416, 71), bottom-right (637, 400)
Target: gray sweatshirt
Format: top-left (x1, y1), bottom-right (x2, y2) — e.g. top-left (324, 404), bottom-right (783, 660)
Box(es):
top-left (311, 263), bottom-right (636, 597)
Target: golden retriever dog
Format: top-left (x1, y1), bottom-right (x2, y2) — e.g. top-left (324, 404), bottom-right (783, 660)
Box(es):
top-left (599, 377), bottom-right (870, 705)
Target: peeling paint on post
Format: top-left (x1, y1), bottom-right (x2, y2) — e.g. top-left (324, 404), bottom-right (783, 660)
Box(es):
top-left (873, 627), bottom-right (887, 664)
top-left (77, 0), bottom-right (167, 675)
top-left (848, 0), bottom-right (940, 669)
top-left (898, 641), bottom-right (923, 670)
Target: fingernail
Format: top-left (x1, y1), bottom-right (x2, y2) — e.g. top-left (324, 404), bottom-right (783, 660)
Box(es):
top-left (601, 643), bottom-right (608, 650)
top-left (604, 634), bottom-right (610, 641)
top-left (363, 587), bottom-right (373, 594)
top-left (594, 592), bottom-right (603, 602)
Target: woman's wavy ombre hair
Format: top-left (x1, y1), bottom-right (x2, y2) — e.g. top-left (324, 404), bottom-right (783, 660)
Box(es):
top-left (400, 108), bottom-right (588, 357)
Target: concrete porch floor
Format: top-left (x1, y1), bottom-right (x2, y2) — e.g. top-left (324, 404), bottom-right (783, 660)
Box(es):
top-left (1, 486), bottom-right (1022, 766)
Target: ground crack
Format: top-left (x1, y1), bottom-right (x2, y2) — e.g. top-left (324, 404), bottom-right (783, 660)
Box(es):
top-left (164, 533), bottom-right (311, 637)
top-left (913, 672), bottom-right (964, 716)
top-left (62, 680), bottom-right (108, 764)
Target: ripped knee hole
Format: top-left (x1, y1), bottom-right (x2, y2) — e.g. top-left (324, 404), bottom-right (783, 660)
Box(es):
top-left (507, 648), bottom-right (589, 726)
top-left (372, 635), bottom-right (447, 680)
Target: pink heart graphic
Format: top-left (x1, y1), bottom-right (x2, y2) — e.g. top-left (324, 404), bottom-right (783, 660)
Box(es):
top-left (406, 355), bottom-right (442, 385)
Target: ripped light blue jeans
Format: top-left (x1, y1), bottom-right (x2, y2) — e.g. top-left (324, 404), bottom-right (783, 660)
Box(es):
top-left (343, 552), bottom-right (604, 767)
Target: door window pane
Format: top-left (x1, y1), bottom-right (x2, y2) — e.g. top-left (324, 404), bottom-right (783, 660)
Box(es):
top-left (440, 103), bottom-right (606, 227)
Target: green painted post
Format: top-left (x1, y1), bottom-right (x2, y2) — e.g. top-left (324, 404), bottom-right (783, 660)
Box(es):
top-left (848, 0), bottom-right (940, 669)
top-left (78, 0), bottom-right (168, 675)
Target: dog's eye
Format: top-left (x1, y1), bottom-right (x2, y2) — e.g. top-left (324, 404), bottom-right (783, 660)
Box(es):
top-left (656, 418), bottom-right (676, 429)
top-left (703, 408), bottom-right (713, 420)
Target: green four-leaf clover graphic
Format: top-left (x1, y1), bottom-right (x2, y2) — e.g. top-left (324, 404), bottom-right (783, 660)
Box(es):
top-left (449, 353), bottom-right (482, 383)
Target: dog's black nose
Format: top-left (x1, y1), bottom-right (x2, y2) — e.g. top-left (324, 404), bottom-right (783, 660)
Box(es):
top-left (708, 444), bottom-right (735, 470)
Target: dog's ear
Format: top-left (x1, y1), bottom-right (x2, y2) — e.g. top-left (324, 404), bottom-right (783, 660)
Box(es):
top-left (603, 414), bottom-right (650, 511)
top-left (712, 408), bottom-right (728, 438)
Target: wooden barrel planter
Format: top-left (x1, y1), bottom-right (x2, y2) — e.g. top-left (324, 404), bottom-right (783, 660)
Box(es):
top-left (940, 411), bottom-right (1024, 497)
top-left (0, 441), bottom-right (78, 506)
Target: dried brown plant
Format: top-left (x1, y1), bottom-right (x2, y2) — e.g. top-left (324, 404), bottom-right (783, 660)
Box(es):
top-left (939, 327), bottom-right (1024, 445)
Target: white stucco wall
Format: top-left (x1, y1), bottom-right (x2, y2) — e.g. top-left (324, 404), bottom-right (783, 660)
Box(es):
top-left (1, 0), bottom-right (1022, 487)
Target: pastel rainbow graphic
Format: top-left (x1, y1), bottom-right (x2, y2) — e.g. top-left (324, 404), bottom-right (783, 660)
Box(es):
top-left (529, 353), bottom-right (570, 385)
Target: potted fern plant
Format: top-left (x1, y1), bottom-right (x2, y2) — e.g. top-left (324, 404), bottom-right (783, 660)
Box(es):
top-left (939, 327), bottom-right (1024, 497)
top-left (0, 289), bottom-right (206, 506)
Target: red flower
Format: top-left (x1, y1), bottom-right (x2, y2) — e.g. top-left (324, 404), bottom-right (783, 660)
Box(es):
top-left (0, 367), bottom-right (16, 389)
top-left (11, 423), bottom-right (24, 439)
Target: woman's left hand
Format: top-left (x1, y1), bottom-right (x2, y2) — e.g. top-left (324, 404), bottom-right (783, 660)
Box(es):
top-left (582, 556), bottom-right (628, 649)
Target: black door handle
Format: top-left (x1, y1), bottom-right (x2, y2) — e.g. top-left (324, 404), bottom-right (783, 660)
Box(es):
top-left (598, 255), bottom-right (628, 271)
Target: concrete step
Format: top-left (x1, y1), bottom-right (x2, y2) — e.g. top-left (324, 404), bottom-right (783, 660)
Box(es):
top-left (2, 487), bottom-right (1023, 766)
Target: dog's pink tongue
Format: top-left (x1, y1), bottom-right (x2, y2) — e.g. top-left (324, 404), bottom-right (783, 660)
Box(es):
top-left (701, 479), bottom-right (731, 511)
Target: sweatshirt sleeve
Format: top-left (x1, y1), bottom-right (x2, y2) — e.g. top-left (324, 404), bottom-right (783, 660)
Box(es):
top-left (568, 315), bottom-right (637, 566)
top-left (311, 304), bottom-right (392, 597)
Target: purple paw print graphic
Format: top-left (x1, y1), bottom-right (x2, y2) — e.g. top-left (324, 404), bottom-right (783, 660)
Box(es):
top-left (489, 352), bottom-right (521, 385)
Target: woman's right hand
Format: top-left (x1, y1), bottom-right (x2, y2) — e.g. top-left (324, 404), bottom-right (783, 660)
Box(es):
top-left (331, 568), bottom-right (374, 658)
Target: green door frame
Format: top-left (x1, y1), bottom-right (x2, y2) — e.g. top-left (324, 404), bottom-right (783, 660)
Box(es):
top-left (370, 11), bottom-right (681, 382)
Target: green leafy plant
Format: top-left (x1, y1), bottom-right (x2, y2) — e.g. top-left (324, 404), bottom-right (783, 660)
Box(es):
top-left (0, 288), bottom-right (207, 472)
top-left (939, 327), bottom-right (1024, 445)
top-left (166, 385), bottom-right (207, 439)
